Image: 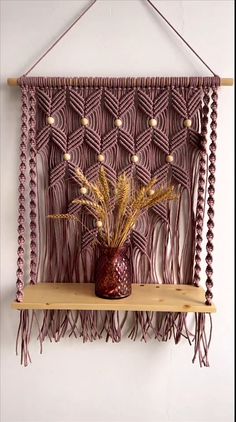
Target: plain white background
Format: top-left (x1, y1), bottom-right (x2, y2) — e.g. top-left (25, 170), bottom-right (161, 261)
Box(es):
top-left (0, 1), bottom-right (234, 421)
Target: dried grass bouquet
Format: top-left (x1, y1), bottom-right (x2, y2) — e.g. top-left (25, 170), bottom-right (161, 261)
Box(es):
top-left (48, 166), bottom-right (177, 248)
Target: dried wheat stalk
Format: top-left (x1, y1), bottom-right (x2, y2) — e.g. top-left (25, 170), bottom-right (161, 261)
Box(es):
top-left (49, 166), bottom-right (177, 248)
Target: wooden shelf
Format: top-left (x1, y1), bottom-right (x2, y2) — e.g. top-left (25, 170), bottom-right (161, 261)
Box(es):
top-left (11, 283), bottom-right (216, 313)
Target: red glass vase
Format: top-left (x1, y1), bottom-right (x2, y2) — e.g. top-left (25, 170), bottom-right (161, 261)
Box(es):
top-left (95, 243), bottom-right (132, 299)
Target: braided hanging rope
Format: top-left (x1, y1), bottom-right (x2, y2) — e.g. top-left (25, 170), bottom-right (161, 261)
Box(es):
top-left (205, 87), bottom-right (218, 305)
top-left (193, 87), bottom-right (210, 287)
top-left (29, 88), bottom-right (38, 284)
top-left (16, 88), bottom-right (28, 302)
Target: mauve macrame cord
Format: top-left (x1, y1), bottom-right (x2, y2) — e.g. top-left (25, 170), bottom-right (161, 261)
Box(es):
top-left (205, 87), bottom-right (218, 305)
top-left (193, 87), bottom-right (210, 287)
top-left (16, 88), bottom-right (28, 302)
top-left (29, 88), bottom-right (38, 284)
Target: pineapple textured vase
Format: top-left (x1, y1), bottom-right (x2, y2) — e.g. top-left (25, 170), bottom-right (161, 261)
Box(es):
top-left (95, 244), bottom-right (132, 299)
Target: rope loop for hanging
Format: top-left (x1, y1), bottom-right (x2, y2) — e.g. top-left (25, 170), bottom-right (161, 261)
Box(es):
top-left (23, 0), bottom-right (218, 77)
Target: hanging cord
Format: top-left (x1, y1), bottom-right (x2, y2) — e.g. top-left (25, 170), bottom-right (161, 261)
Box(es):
top-left (16, 88), bottom-right (28, 302)
top-left (146, 0), bottom-right (217, 76)
top-left (205, 87), bottom-right (218, 305)
top-left (23, 0), bottom-right (217, 77)
top-left (23, 0), bottom-right (97, 76)
top-left (193, 87), bottom-right (210, 287)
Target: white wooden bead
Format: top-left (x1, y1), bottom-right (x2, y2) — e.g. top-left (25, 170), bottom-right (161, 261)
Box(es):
top-left (183, 118), bottom-right (192, 128)
top-left (97, 154), bottom-right (105, 162)
top-left (166, 154), bottom-right (174, 163)
top-left (63, 153), bottom-right (71, 161)
top-left (96, 220), bottom-right (103, 228)
top-left (131, 154), bottom-right (139, 163)
top-left (114, 118), bottom-right (122, 128)
top-left (149, 118), bottom-right (157, 127)
top-left (80, 187), bottom-right (88, 195)
top-left (47, 116), bottom-right (55, 125)
top-left (81, 117), bottom-right (89, 126)
top-left (148, 189), bottom-right (155, 196)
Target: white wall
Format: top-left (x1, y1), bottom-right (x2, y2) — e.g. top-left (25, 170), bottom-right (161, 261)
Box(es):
top-left (0, 1), bottom-right (234, 421)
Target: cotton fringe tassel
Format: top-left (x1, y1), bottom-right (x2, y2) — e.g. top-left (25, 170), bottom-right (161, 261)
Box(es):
top-left (192, 312), bottom-right (213, 367)
top-left (16, 310), bottom-right (212, 367)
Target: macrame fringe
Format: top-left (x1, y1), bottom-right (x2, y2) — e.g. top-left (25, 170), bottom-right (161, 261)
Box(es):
top-left (16, 310), bottom-right (212, 367)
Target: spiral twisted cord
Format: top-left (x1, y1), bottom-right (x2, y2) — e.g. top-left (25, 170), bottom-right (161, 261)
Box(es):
top-left (16, 88), bottom-right (28, 302)
top-left (193, 88), bottom-right (210, 287)
top-left (205, 87), bottom-right (218, 305)
top-left (29, 88), bottom-right (38, 284)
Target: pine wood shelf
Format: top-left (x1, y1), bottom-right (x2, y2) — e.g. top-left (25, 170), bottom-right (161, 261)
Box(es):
top-left (11, 283), bottom-right (216, 313)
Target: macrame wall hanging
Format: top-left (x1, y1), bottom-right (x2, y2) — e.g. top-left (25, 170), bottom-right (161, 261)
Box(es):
top-left (9, 0), bottom-right (233, 367)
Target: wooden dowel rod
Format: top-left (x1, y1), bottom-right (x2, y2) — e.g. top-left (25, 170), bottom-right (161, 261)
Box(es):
top-left (7, 77), bottom-right (234, 87)
top-left (8, 78), bottom-right (19, 86)
top-left (220, 78), bottom-right (234, 86)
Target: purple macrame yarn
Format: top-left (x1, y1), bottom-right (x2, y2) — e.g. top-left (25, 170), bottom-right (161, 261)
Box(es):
top-left (15, 76), bottom-right (219, 366)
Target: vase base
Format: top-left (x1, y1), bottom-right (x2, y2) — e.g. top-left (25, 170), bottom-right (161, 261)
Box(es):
top-left (95, 291), bottom-right (131, 300)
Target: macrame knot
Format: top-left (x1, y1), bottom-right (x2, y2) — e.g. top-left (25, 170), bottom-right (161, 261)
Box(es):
top-left (30, 211), bottom-right (36, 219)
top-left (198, 186), bottom-right (204, 195)
top-left (208, 186), bottom-right (215, 195)
top-left (18, 246), bottom-right (24, 255)
top-left (196, 217), bottom-right (203, 227)
top-left (199, 169), bottom-right (206, 178)
top-left (206, 253), bottom-right (213, 264)
top-left (16, 281), bottom-right (23, 290)
top-left (30, 232), bottom-right (37, 240)
top-left (19, 183), bottom-right (25, 193)
top-left (18, 235), bottom-right (25, 244)
top-left (196, 244), bottom-right (202, 253)
top-left (207, 198), bottom-right (214, 206)
top-left (206, 265), bottom-right (213, 276)
top-left (30, 201), bottom-right (36, 210)
top-left (30, 180), bottom-right (36, 189)
top-left (196, 224), bottom-right (203, 234)
top-left (30, 222), bottom-right (36, 230)
top-left (209, 175), bottom-right (215, 184)
top-left (30, 191), bottom-right (36, 200)
top-left (20, 142), bottom-right (27, 152)
top-left (196, 234), bottom-right (202, 243)
top-left (20, 163), bottom-right (26, 172)
top-left (209, 151), bottom-right (216, 161)
top-left (19, 174), bottom-right (26, 183)
top-left (207, 220), bottom-right (214, 229)
top-left (207, 208), bottom-right (214, 219)
top-left (19, 204), bottom-right (25, 213)
top-left (17, 257), bottom-right (24, 266)
top-left (206, 279), bottom-right (213, 289)
top-left (194, 264), bottom-right (201, 273)
top-left (206, 241), bottom-right (214, 252)
top-left (206, 230), bottom-right (214, 240)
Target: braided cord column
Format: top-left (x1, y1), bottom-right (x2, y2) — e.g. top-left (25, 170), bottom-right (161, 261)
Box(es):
top-left (16, 87), bottom-right (28, 302)
top-left (205, 87), bottom-right (218, 305)
top-left (193, 87), bottom-right (210, 286)
top-left (29, 87), bottom-right (38, 284)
